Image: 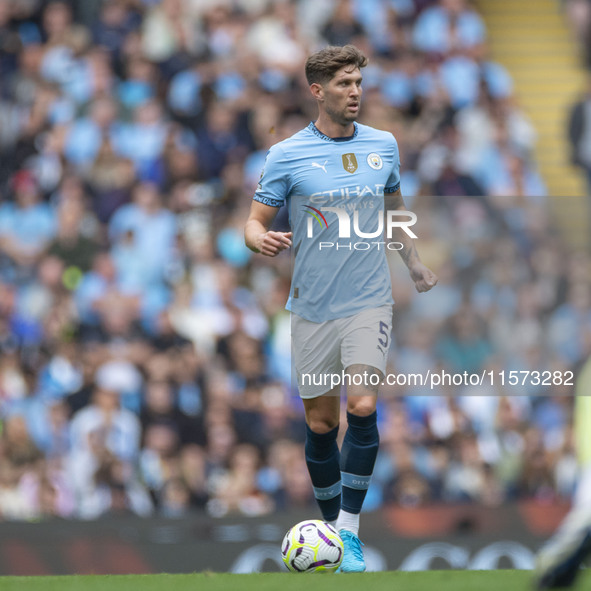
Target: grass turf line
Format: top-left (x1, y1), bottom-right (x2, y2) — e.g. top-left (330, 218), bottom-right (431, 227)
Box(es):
top-left (0, 570), bottom-right (579, 591)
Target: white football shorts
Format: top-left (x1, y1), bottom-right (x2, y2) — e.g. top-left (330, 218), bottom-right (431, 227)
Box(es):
top-left (292, 304), bottom-right (393, 399)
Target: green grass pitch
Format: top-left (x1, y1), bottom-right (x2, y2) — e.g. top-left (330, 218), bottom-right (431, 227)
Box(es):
top-left (1, 570), bottom-right (587, 591)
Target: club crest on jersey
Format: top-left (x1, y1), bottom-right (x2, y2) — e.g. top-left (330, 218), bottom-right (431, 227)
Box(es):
top-left (367, 153), bottom-right (383, 170)
top-left (342, 153), bottom-right (358, 174)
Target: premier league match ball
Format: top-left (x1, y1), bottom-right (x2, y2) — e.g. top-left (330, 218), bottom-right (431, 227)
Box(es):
top-left (281, 520), bottom-right (344, 573)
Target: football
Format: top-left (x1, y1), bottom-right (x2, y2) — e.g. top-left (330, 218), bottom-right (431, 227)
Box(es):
top-left (281, 520), bottom-right (344, 573)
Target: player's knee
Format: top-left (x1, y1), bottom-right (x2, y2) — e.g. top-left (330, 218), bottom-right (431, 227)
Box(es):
top-left (307, 416), bottom-right (339, 434)
top-left (347, 398), bottom-right (377, 418)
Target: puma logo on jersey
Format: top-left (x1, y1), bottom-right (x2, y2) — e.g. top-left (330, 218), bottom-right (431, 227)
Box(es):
top-left (311, 160), bottom-right (329, 173)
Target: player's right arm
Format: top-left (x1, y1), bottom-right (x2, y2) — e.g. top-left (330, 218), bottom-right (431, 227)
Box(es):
top-left (244, 143), bottom-right (293, 257)
top-left (244, 201), bottom-right (292, 256)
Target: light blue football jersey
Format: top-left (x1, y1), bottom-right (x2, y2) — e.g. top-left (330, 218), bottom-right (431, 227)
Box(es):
top-left (254, 121), bottom-right (400, 323)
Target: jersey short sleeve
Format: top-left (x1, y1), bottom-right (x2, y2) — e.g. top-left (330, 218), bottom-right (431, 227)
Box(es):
top-left (384, 134), bottom-right (401, 194)
top-left (253, 144), bottom-right (291, 208)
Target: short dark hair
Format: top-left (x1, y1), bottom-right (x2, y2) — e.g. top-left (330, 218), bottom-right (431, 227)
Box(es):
top-left (305, 45), bottom-right (368, 86)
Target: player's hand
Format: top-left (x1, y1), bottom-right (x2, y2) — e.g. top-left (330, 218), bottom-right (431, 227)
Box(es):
top-left (257, 231), bottom-right (292, 256)
top-left (409, 262), bottom-right (438, 293)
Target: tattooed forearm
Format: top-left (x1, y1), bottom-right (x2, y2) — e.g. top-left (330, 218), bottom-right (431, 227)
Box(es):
top-left (384, 189), bottom-right (420, 269)
top-left (397, 238), bottom-right (419, 267)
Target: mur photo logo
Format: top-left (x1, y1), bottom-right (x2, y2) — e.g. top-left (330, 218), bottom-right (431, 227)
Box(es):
top-left (303, 205), bottom-right (418, 251)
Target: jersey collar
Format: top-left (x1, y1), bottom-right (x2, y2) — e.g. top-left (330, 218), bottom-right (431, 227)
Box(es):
top-left (308, 121), bottom-right (359, 142)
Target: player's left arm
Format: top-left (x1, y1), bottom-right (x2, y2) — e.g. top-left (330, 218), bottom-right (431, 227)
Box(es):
top-left (385, 188), bottom-right (438, 293)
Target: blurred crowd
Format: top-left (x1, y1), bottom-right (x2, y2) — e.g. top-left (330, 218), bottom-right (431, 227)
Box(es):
top-left (564, 0), bottom-right (591, 194)
top-left (0, 0), bottom-right (586, 522)
top-left (564, 0), bottom-right (591, 66)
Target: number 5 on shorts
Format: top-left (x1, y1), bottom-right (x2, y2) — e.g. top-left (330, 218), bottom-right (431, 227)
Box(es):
top-left (378, 320), bottom-right (389, 349)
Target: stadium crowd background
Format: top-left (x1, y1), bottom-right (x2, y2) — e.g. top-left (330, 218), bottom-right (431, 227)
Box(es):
top-left (0, 0), bottom-right (588, 520)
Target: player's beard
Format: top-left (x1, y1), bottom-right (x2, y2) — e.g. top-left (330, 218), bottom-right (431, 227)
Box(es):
top-left (325, 101), bottom-right (359, 126)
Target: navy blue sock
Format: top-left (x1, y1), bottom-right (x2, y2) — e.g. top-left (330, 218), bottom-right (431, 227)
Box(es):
top-left (305, 424), bottom-right (341, 522)
top-left (340, 411), bottom-right (379, 514)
